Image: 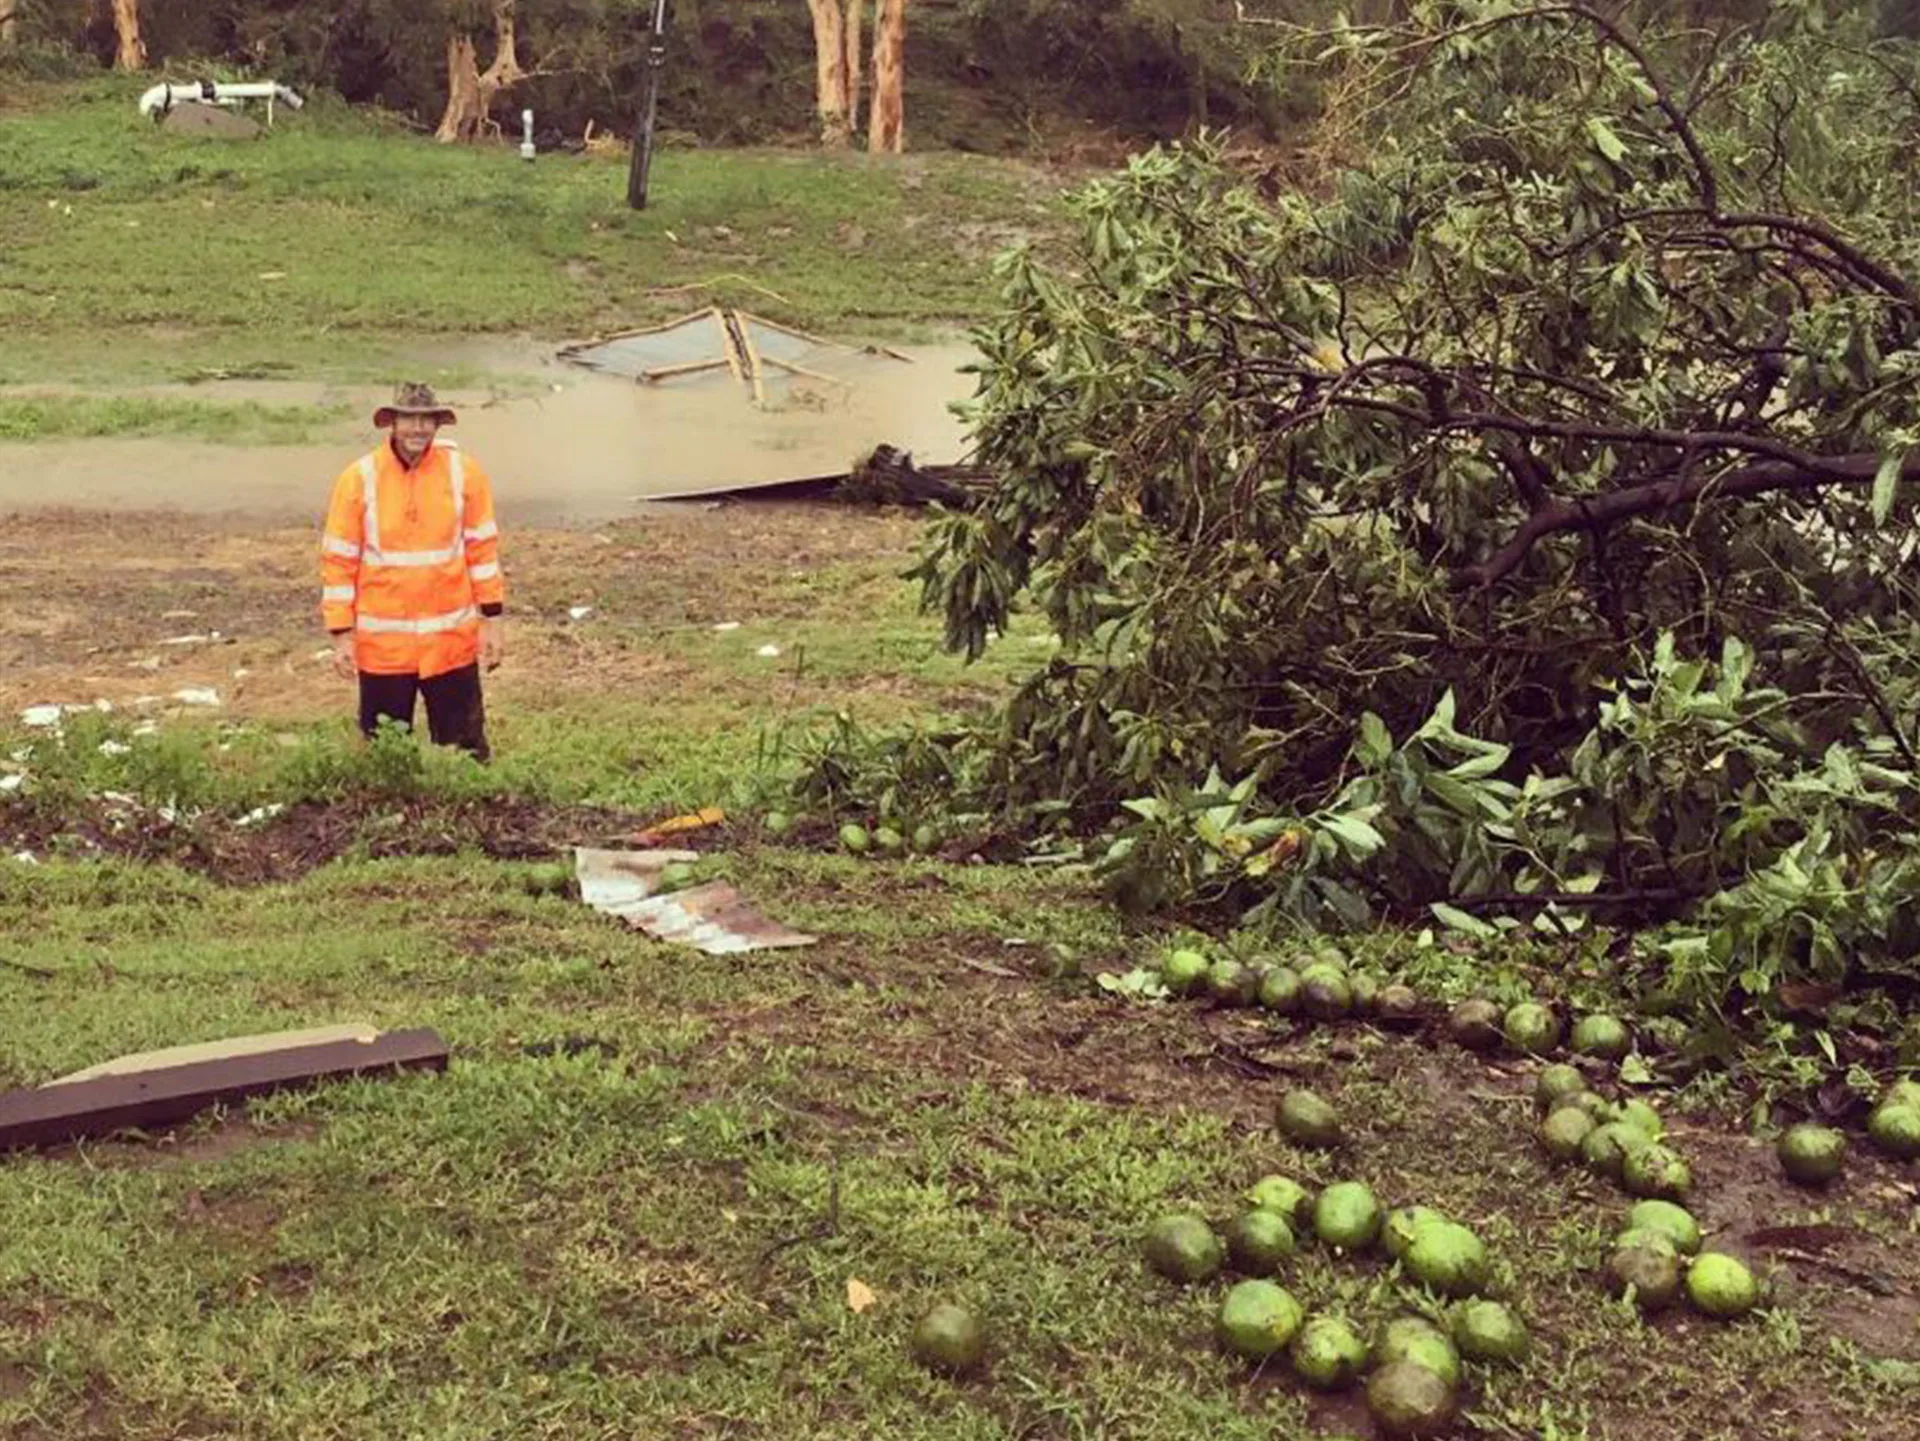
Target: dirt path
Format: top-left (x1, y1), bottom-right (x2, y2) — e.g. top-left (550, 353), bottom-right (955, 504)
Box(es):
top-left (0, 340), bottom-right (979, 526)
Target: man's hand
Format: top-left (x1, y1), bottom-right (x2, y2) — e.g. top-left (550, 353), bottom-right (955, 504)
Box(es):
top-left (330, 632), bottom-right (356, 681)
top-left (481, 618), bottom-right (505, 672)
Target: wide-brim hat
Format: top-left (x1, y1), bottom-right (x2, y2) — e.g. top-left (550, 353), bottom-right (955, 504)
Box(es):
top-left (373, 381), bottom-right (457, 429)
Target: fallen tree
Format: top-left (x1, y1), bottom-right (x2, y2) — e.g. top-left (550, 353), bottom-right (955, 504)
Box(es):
top-left (802, 1), bottom-right (1920, 1051)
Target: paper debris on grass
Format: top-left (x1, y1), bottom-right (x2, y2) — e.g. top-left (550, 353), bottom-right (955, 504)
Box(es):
top-left (20, 706), bottom-right (62, 729)
top-left (171, 688), bottom-right (221, 708)
top-left (568, 606), bottom-right (595, 622)
top-left (97, 741), bottom-right (132, 757)
top-left (574, 848), bottom-right (818, 955)
top-left (757, 645), bottom-right (783, 659)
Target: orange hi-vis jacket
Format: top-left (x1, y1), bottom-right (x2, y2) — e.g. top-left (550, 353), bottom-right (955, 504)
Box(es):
top-left (320, 439), bottom-right (505, 678)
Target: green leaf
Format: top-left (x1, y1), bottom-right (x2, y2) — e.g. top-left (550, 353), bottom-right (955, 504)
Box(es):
top-left (1320, 811), bottom-right (1385, 857)
top-left (1619, 1054), bottom-right (1655, 1086)
top-left (1586, 116), bottom-right (1628, 163)
top-left (1356, 711), bottom-right (1394, 766)
top-left (1873, 450), bottom-right (1905, 525)
top-left (1429, 902), bottom-right (1499, 938)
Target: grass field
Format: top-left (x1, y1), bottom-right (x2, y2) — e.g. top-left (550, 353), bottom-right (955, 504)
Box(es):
top-left (3, 75), bottom-right (1919, 1441)
top-left (0, 79), bottom-right (1062, 390)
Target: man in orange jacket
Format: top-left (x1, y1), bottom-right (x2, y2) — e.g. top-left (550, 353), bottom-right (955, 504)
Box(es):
top-left (320, 383), bottom-right (505, 761)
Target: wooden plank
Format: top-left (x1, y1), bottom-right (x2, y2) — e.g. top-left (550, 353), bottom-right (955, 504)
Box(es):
top-left (47, 1024), bottom-right (381, 1086)
top-left (639, 358), bottom-right (733, 383)
top-left (735, 310), bottom-right (834, 348)
top-left (0, 1029), bottom-right (449, 1152)
top-left (761, 355), bottom-right (854, 389)
top-left (738, 316), bottom-right (769, 408)
top-left (714, 307), bottom-right (746, 384)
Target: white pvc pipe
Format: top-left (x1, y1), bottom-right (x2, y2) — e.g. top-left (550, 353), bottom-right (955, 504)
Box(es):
top-left (138, 81), bottom-right (305, 120)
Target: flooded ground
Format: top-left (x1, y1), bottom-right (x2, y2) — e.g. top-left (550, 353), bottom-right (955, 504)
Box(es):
top-left (0, 337), bottom-right (980, 528)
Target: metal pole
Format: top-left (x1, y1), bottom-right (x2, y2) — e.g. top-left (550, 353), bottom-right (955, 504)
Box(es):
top-left (627, 0), bottom-right (669, 210)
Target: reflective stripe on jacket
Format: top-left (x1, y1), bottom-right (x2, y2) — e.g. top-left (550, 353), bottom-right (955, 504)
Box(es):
top-left (319, 439), bottom-right (506, 678)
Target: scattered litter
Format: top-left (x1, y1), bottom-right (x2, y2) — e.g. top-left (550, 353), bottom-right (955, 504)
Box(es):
top-left (232, 668), bottom-right (251, 681)
top-left (847, 1278), bottom-right (878, 1314)
top-left (569, 606), bottom-right (595, 622)
top-left (0, 776), bottom-right (24, 794)
top-left (131, 696), bottom-right (161, 708)
top-left (20, 706), bottom-right (61, 729)
top-left (238, 804), bottom-right (287, 828)
top-left (964, 959), bottom-right (1021, 979)
top-left (714, 622), bottom-right (742, 633)
top-left (10, 852), bottom-right (36, 866)
top-left (171, 688), bottom-right (221, 708)
top-left (91, 699), bottom-right (113, 713)
top-left (130, 657), bottom-right (163, 671)
top-left (757, 645), bottom-right (783, 659)
top-left (132, 722), bottom-right (159, 737)
top-left (310, 648), bottom-right (334, 663)
top-left (161, 610), bottom-right (198, 621)
top-left (97, 741), bottom-right (133, 757)
top-left (634, 808), bottom-right (726, 846)
top-left (574, 848), bottom-right (818, 955)
top-left (160, 633), bottom-right (222, 647)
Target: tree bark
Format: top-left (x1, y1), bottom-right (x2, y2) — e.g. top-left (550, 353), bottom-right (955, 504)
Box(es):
top-left (1, 1), bottom-right (18, 50)
top-left (805, 0), bottom-right (852, 147)
top-left (110, 0), bottom-right (147, 71)
top-left (844, 0), bottom-right (866, 137)
top-left (868, 0), bottom-right (906, 154)
top-left (435, 1), bottom-right (528, 145)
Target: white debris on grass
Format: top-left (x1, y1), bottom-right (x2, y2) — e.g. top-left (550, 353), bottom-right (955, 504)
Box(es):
top-left (757, 645), bottom-right (783, 659)
top-left (171, 688), bottom-right (221, 708)
top-left (20, 706), bottom-right (62, 729)
top-left (713, 622), bottom-right (743, 633)
top-left (98, 741), bottom-right (133, 757)
top-left (569, 606), bottom-right (595, 622)
top-left (0, 775), bottom-right (25, 795)
top-left (238, 804), bottom-right (287, 828)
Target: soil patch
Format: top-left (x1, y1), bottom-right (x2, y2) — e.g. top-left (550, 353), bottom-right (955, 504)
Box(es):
top-left (0, 794), bottom-right (651, 884)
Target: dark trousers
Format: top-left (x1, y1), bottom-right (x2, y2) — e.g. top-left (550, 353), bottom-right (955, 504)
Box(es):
top-left (358, 664), bottom-right (491, 762)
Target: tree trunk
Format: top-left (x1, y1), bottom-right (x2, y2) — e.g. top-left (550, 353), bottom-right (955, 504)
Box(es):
top-left (844, 0), bottom-right (865, 137)
top-left (805, 0), bottom-right (852, 147)
top-left (868, 0), bottom-right (906, 154)
top-left (110, 0), bottom-right (146, 71)
top-left (436, 34), bottom-right (485, 142)
top-left (436, 1), bottom-right (527, 145)
top-left (1, 1), bottom-right (18, 49)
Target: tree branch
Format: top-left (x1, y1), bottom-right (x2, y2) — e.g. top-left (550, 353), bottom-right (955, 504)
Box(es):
top-left (1460, 451), bottom-right (1908, 590)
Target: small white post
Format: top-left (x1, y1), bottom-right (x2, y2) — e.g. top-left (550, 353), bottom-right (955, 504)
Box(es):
top-left (521, 110), bottom-right (536, 161)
